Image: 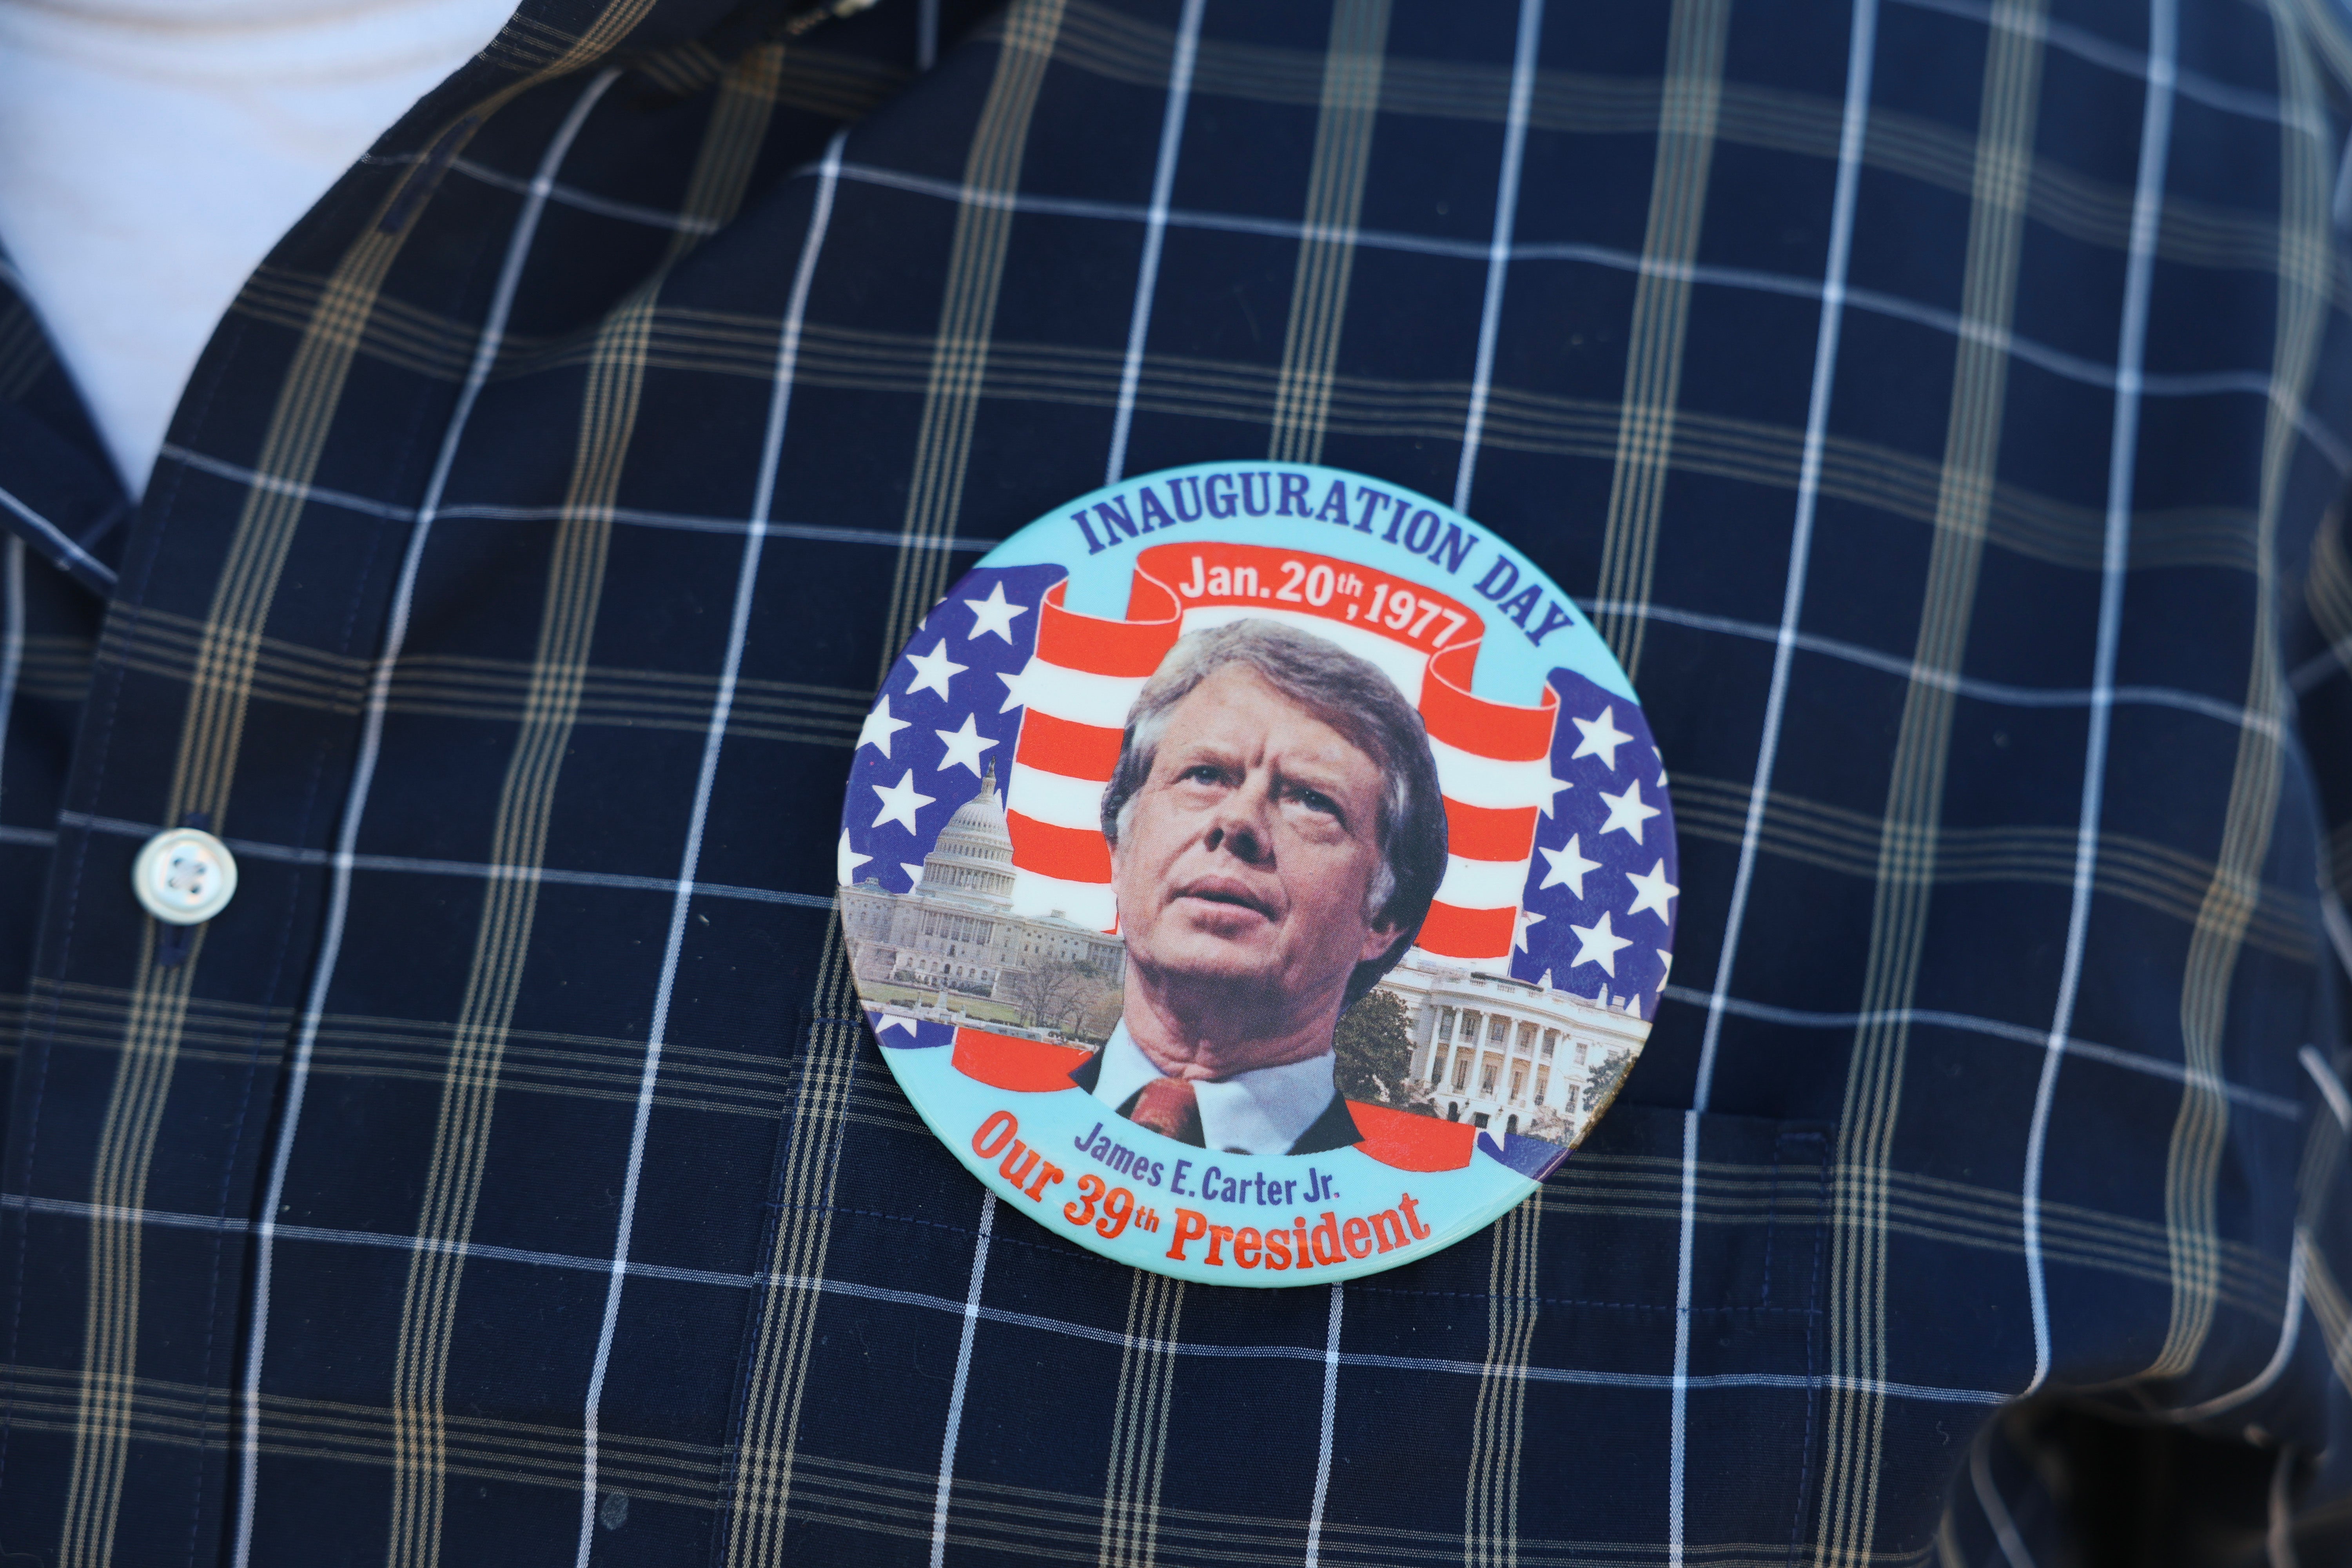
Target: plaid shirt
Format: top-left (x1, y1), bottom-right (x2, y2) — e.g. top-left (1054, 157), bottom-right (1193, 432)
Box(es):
top-left (1, 0), bottom-right (2350, 1561)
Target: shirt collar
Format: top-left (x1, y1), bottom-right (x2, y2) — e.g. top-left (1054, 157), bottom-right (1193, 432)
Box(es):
top-left (1092, 1020), bottom-right (1338, 1156)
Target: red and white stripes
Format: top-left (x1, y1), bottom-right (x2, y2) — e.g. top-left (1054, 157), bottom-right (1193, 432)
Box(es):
top-left (1001, 571), bottom-right (1179, 931)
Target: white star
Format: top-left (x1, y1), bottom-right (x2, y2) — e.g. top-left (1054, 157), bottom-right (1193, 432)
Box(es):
top-left (904, 639), bottom-right (967, 701)
top-left (996, 661), bottom-right (1034, 714)
top-left (1624, 859), bottom-right (1679, 924)
top-left (902, 862), bottom-right (926, 889)
top-left (870, 769), bottom-right (936, 832)
top-left (1537, 968), bottom-right (1555, 991)
top-left (1570, 705), bottom-right (1633, 771)
top-left (837, 831), bottom-right (871, 885)
top-left (857, 695), bottom-right (911, 758)
top-left (1657, 949), bottom-right (1673, 982)
top-left (933, 713), bottom-right (1000, 776)
top-left (1597, 778), bottom-right (1661, 844)
top-left (1537, 771), bottom-right (1572, 820)
top-left (963, 581), bottom-right (1029, 644)
top-left (872, 1010), bottom-right (920, 1036)
top-left (1513, 907), bottom-right (1545, 953)
top-left (1568, 909), bottom-right (1633, 976)
top-left (1537, 834), bottom-right (1602, 898)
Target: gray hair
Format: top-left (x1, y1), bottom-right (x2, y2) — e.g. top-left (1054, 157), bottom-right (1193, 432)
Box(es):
top-left (1100, 619), bottom-right (1448, 1007)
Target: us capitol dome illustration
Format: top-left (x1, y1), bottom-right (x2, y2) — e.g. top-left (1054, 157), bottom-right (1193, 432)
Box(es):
top-left (839, 767), bottom-right (1125, 1033)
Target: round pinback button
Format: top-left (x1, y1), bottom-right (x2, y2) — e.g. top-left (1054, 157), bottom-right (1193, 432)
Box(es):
top-left (840, 462), bottom-right (1677, 1285)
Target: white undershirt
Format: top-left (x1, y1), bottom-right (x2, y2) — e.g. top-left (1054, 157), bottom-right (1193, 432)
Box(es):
top-left (0, 0), bottom-right (518, 496)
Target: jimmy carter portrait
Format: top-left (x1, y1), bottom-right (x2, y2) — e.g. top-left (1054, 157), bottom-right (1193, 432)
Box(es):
top-left (1067, 618), bottom-right (1449, 1155)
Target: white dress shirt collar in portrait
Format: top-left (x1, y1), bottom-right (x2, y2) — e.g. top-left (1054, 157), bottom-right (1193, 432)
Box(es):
top-left (1090, 1019), bottom-right (1339, 1157)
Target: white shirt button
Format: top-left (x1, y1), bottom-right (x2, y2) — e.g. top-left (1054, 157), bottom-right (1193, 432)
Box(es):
top-left (132, 828), bottom-right (238, 926)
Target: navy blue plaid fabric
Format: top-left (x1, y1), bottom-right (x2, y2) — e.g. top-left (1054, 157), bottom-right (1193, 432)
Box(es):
top-left (2, 0), bottom-right (2351, 1562)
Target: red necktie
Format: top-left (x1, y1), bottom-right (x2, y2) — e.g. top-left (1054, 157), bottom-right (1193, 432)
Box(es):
top-left (1124, 1076), bottom-right (1204, 1146)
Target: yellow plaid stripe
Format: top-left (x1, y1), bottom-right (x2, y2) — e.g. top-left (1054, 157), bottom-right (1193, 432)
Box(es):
top-left (1817, 9), bottom-right (2047, 1559)
top-left (877, 0), bottom-right (1072, 670)
top-left (1591, 0), bottom-right (1732, 679)
top-left (1095, 1269), bottom-right (1187, 1568)
top-left (1463, 1199), bottom-right (1543, 1568)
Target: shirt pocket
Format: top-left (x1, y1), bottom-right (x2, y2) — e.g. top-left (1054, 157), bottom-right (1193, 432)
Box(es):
top-left (1542, 1101), bottom-right (1831, 1314)
top-left (1330, 1103), bottom-right (1832, 1558)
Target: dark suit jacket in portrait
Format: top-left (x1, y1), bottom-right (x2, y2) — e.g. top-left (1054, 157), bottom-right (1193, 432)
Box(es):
top-left (1068, 1045), bottom-right (1365, 1155)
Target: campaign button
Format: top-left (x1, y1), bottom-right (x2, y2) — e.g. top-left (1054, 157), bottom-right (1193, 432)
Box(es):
top-left (840, 463), bottom-right (1676, 1285)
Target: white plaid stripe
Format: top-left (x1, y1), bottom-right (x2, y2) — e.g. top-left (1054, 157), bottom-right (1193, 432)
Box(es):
top-left (568, 120), bottom-right (851, 1566)
top-left (1450, 0), bottom-right (1544, 515)
top-left (926, 1192), bottom-right (995, 1568)
top-left (1101, 0), bottom-right (1205, 486)
top-left (1680, 0), bottom-right (1878, 1555)
top-left (2020, 0), bottom-right (2177, 1399)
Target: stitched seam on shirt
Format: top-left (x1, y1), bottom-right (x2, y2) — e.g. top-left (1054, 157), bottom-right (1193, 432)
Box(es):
top-left (719, 917), bottom-right (868, 1563)
top-left (1791, 1122), bottom-right (1833, 1562)
top-left (707, 1002), bottom-right (825, 1557)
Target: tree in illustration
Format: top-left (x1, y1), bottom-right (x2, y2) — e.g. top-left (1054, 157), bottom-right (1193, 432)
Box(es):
top-left (1333, 988), bottom-right (1431, 1112)
top-left (1003, 956), bottom-right (1116, 1041)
